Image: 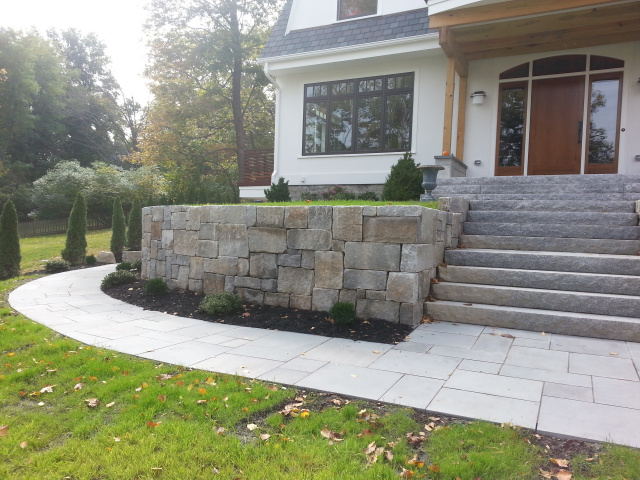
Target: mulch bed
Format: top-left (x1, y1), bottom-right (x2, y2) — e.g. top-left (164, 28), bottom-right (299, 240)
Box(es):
top-left (104, 280), bottom-right (413, 345)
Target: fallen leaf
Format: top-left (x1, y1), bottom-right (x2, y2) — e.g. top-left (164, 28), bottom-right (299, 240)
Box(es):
top-left (385, 450), bottom-right (394, 462)
top-left (7, 353), bottom-right (15, 357)
top-left (300, 410), bottom-right (310, 419)
top-left (206, 377), bottom-right (216, 385)
top-left (114, 437), bottom-right (121, 442)
top-left (198, 388), bottom-right (207, 395)
top-left (74, 383), bottom-right (84, 391)
top-left (259, 433), bottom-right (270, 441)
top-left (541, 332), bottom-right (547, 336)
top-left (85, 398), bottom-right (100, 408)
top-left (40, 385), bottom-right (55, 394)
top-left (429, 464), bottom-right (441, 473)
top-left (364, 441), bottom-right (377, 455)
top-left (247, 424), bottom-right (258, 431)
top-left (176, 380), bottom-right (184, 387)
top-left (555, 470), bottom-right (572, 480)
top-left (20, 441), bottom-right (27, 449)
top-left (373, 350), bottom-right (380, 354)
top-left (399, 468), bottom-right (414, 478)
top-left (550, 458), bottom-right (570, 468)
top-left (330, 399), bottom-right (342, 406)
top-left (610, 353), bottom-right (618, 356)
top-left (539, 470), bottom-right (553, 479)
top-left (146, 421), bottom-right (161, 428)
top-left (157, 395), bottom-right (167, 403)
top-left (197, 400), bottom-right (207, 404)
top-left (321, 429), bottom-right (343, 442)
top-left (215, 427), bottom-right (225, 435)
top-left (502, 334), bottom-right (515, 339)
top-left (0, 425), bottom-right (8, 437)
top-left (268, 385), bottom-right (278, 392)
top-left (357, 429), bottom-right (375, 438)
top-left (37, 402), bottom-right (45, 406)
top-left (106, 402), bottom-right (115, 408)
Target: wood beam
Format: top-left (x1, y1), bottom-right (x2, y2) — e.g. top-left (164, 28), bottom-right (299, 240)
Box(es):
top-left (456, 75), bottom-right (468, 162)
top-left (465, 29), bottom-right (640, 59)
top-left (428, 0), bottom-right (629, 28)
top-left (439, 27), bottom-right (469, 77)
top-left (442, 56), bottom-right (456, 154)
top-left (453, 3), bottom-right (640, 45)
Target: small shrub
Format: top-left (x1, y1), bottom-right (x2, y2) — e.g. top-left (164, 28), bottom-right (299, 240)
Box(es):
top-left (264, 177), bottom-right (291, 202)
top-left (116, 261), bottom-right (134, 271)
top-left (110, 197), bottom-right (126, 262)
top-left (61, 193), bottom-right (87, 265)
top-left (300, 192), bottom-right (318, 201)
top-left (126, 198), bottom-right (142, 251)
top-left (0, 199), bottom-right (21, 279)
top-left (321, 185), bottom-right (356, 201)
top-left (101, 270), bottom-right (138, 289)
top-left (144, 278), bottom-right (169, 296)
top-left (357, 191), bottom-right (380, 201)
top-left (85, 254), bottom-right (97, 265)
top-left (45, 259), bottom-right (70, 273)
top-left (131, 259), bottom-right (142, 271)
top-left (198, 292), bottom-right (244, 315)
top-left (382, 152), bottom-right (423, 201)
top-left (328, 302), bottom-right (356, 326)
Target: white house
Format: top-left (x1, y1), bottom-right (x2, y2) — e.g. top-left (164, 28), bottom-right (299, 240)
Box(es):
top-left (242, 0), bottom-right (640, 199)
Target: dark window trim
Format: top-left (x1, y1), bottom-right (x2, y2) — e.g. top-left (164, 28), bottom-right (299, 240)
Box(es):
top-left (303, 73), bottom-right (414, 156)
top-left (337, 0), bottom-right (378, 21)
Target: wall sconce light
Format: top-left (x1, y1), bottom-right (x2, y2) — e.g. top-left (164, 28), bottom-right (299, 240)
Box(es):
top-left (470, 91), bottom-right (487, 105)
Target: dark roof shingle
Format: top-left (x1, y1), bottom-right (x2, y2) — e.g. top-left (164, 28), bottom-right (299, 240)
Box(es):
top-left (260, 0), bottom-right (433, 59)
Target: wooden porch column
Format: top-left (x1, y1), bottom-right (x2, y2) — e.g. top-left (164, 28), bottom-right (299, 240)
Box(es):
top-left (456, 75), bottom-right (468, 162)
top-left (442, 55), bottom-right (456, 155)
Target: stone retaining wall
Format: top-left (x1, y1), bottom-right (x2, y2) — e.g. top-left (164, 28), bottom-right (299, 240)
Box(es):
top-left (141, 204), bottom-right (463, 326)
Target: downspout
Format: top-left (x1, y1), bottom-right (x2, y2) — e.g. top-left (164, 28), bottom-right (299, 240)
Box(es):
top-left (264, 62), bottom-right (281, 184)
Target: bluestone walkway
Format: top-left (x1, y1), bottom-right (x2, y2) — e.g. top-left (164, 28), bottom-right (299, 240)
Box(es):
top-left (9, 265), bottom-right (640, 448)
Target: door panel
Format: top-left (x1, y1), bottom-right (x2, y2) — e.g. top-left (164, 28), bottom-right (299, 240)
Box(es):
top-left (527, 76), bottom-right (585, 176)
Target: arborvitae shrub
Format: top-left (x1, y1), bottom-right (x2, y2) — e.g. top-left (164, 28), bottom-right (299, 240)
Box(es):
top-left (381, 152), bottom-right (423, 201)
top-left (264, 177), bottom-right (291, 202)
top-left (116, 262), bottom-right (134, 271)
top-left (45, 259), bottom-right (70, 273)
top-left (61, 193), bottom-right (88, 266)
top-left (198, 292), bottom-right (244, 315)
top-left (126, 198), bottom-right (142, 251)
top-left (110, 197), bottom-right (126, 262)
top-left (85, 254), bottom-right (97, 265)
top-left (0, 200), bottom-right (21, 279)
top-left (328, 302), bottom-right (356, 325)
top-left (101, 270), bottom-right (138, 289)
top-left (144, 278), bottom-right (169, 296)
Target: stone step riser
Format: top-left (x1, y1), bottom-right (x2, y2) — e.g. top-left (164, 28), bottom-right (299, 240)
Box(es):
top-left (463, 222), bottom-right (640, 240)
top-left (425, 301), bottom-right (640, 343)
top-left (460, 235), bottom-right (640, 255)
top-left (438, 265), bottom-right (640, 296)
top-left (444, 249), bottom-right (640, 276)
top-left (466, 211), bottom-right (638, 226)
top-left (431, 283), bottom-right (640, 318)
top-left (437, 173), bottom-right (640, 186)
top-left (469, 200), bottom-right (636, 213)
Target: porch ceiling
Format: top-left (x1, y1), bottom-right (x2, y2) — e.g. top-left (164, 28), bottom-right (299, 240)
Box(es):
top-left (431, 0), bottom-right (640, 62)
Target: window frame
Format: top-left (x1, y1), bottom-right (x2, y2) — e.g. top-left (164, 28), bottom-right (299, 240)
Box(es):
top-left (302, 72), bottom-right (414, 157)
top-left (495, 81), bottom-right (528, 176)
top-left (337, 0), bottom-right (378, 21)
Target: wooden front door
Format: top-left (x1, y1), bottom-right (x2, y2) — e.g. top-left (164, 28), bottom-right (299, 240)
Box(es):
top-left (527, 76), bottom-right (585, 175)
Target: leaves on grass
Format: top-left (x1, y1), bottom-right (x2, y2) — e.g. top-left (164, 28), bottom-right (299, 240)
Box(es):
top-left (206, 377), bottom-right (217, 386)
top-left (0, 425), bottom-right (8, 437)
top-left (555, 471), bottom-right (572, 480)
top-left (406, 432), bottom-right (426, 446)
top-left (106, 402), bottom-right (115, 408)
top-left (259, 433), bottom-right (270, 441)
top-left (428, 464), bottom-right (441, 473)
top-left (280, 402), bottom-right (304, 417)
top-left (357, 429), bottom-right (375, 438)
top-left (399, 468), bottom-right (414, 478)
top-left (40, 385), bottom-right (55, 394)
top-left (550, 458), bottom-right (570, 468)
top-left (85, 398), bottom-right (100, 408)
top-left (146, 421), bottom-right (161, 428)
top-left (74, 383), bottom-right (84, 391)
top-left (157, 395), bottom-right (167, 403)
top-left (215, 427), bottom-right (225, 435)
top-left (20, 441), bottom-right (27, 449)
top-left (198, 388), bottom-right (207, 395)
top-left (247, 424), bottom-right (258, 431)
top-left (321, 429), bottom-right (344, 443)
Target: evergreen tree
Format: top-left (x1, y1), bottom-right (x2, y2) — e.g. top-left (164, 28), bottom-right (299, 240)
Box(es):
top-left (0, 199), bottom-right (21, 279)
top-left (61, 193), bottom-right (88, 265)
top-left (381, 153), bottom-right (423, 201)
top-left (126, 197), bottom-right (142, 251)
top-left (110, 197), bottom-right (126, 262)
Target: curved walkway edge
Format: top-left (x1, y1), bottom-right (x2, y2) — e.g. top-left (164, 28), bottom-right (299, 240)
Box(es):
top-left (9, 265), bottom-right (640, 448)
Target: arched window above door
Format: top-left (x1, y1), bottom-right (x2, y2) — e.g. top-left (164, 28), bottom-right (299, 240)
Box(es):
top-left (498, 55), bottom-right (624, 80)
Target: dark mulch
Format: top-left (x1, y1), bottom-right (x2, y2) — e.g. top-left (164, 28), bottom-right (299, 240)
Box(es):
top-left (104, 280), bottom-right (413, 345)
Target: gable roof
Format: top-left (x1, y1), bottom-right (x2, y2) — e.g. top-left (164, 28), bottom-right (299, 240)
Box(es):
top-left (260, 0), bottom-right (433, 60)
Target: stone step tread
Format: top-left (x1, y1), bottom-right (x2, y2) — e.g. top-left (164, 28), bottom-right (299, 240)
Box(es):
top-left (438, 265), bottom-right (640, 296)
top-left (431, 282), bottom-right (640, 318)
top-left (437, 173), bottom-right (640, 186)
top-left (425, 300), bottom-right (640, 342)
top-left (462, 222), bottom-right (640, 240)
top-left (439, 193), bottom-right (637, 201)
top-left (469, 199), bottom-right (636, 213)
top-left (466, 211), bottom-right (638, 225)
top-left (460, 235), bottom-right (640, 255)
top-left (445, 249), bottom-right (640, 275)
top-left (468, 200), bottom-right (636, 213)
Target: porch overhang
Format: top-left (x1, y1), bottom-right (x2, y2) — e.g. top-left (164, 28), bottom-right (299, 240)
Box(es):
top-left (426, 0), bottom-right (640, 164)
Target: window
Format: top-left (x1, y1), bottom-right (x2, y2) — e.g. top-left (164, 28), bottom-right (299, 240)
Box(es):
top-left (303, 73), bottom-right (414, 155)
top-left (338, 0), bottom-right (377, 20)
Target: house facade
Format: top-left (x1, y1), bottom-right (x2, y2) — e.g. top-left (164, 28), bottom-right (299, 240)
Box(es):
top-left (245, 0), bottom-right (640, 199)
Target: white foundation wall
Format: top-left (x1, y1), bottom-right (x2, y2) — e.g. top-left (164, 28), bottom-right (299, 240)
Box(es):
top-left (462, 41), bottom-right (640, 178)
top-left (288, 0), bottom-right (427, 32)
top-left (271, 55), bottom-right (448, 188)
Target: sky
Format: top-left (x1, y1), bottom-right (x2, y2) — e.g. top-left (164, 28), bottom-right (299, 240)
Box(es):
top-left (1, 0), bottom-right (152, 104)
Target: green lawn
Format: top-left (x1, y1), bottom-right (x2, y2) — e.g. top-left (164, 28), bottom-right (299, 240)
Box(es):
top-left (255, 200), bottom-right (439, 208)
top-left (2, 230), bottom-right (640, 479)
top-left (20, 229), bottom-right (111, 273)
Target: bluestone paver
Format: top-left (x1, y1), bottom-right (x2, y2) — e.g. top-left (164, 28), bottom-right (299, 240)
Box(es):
top-left (7, 265), bottom-right (640, 448)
